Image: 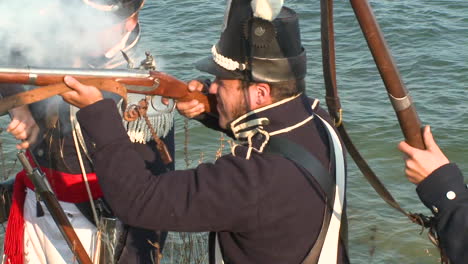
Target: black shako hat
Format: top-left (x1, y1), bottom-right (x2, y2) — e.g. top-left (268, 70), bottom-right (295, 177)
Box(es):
top-left (196, 0), bottom-right (306, 83)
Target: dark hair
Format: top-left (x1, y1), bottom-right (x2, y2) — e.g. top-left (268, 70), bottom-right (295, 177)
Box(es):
top-left (241, 79), bottom-right (305, 102)
top-left (269, 79), bottom-right (305, 101)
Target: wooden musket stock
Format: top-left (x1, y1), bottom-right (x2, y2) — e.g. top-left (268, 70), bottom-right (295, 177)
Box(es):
top-left (350, 0), bottom-right (425, 149)
top-left (0, 67), bottom-right (217, 116)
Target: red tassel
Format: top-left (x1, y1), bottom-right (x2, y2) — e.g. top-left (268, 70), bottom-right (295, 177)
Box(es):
top-left (4, 171), bottom-right (27, 264)
top-left (3, 151), bottom-right (103, 263)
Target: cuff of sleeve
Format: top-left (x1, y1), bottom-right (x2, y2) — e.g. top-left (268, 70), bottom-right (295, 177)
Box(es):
top-left (76, 99), bottom-right (128, 147)
top-left (416, 163), bottom-right (466, 214)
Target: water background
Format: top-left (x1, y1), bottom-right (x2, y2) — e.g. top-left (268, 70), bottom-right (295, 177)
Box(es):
top-left (0, 0), bottom-right (467, 263)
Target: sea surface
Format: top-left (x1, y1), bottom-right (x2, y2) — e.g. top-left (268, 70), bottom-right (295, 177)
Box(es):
top-left (0, 0), bottom-right (467, 263)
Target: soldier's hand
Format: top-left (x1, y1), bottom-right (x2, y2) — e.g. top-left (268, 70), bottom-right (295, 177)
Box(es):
top-left (6, 105), bottom-right (40, 150)
top-left (398, 125), bottom-right (450, 185)
top-left (61, 76), bottom-right (103, 108)
top-left (162, 80), bottom-right (205, 118)
top-left (174, 80), bottom-right (206, 118)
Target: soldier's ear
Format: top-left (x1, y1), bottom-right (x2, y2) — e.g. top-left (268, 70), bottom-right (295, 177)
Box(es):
top-left (248, 83), bottom-right (272, 109)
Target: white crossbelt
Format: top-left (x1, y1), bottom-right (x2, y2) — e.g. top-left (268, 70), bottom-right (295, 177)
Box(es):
top-left (316, 115), bottom-right (345, 264)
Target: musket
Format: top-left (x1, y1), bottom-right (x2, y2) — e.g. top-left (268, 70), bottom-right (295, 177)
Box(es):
top-left (17, 151), bottom-right (93, 264)
top-left (0, 66), bottom-right (217, 116)
top-left (320, 0), bottom-right (445, 261)
top-left (348, 2), bottom-right (450, 260)
top-left (350, 0), bottom-right (425, 149)
top-left (320, 0), bottom-right (411, 216)
top-left (0, 67), bottom-right (217, 164)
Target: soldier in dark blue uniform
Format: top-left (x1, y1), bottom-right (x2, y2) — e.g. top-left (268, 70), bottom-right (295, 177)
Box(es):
top-left (399, 125), bottom-right (468, 264)
top-left (0, 1), bottom-right (173, 263)
top-left (60, 0), bottom-right (350, 263)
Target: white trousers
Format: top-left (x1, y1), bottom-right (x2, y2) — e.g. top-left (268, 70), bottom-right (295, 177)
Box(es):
top-left (23, 189), bottom-right (97, 264)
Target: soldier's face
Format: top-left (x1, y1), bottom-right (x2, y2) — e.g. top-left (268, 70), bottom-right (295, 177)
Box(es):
top-left (209, 78), bottom-right (249, 129)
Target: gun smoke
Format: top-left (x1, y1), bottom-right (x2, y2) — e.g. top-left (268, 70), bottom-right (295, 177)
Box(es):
top-left (0, 0), bottom-right (121, 66)
top-left (0, 0), bottom-right (126, 133)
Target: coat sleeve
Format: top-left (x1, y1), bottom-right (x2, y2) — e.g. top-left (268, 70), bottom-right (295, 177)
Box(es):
top-left (0, 84), bottom-right (26, 98)
top-left (416, 163), bottom-right (468, 264)
top-left (77, 99), bottom-right (261, 232)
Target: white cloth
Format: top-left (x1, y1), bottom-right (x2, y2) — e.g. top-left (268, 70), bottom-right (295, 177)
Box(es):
top-left (23, 189), bottom-right (97, 264)
top-left (120, 94), bottom-right (175, 144)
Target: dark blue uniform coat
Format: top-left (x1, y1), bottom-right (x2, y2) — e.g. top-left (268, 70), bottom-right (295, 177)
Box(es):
top-left (76, 94), bottom-right (349, 264)
top-left (417, 163), bottom-right (468, 264)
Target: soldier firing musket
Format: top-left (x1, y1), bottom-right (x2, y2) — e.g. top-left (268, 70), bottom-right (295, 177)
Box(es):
top-left (0, 0), bottom-right (179, 263)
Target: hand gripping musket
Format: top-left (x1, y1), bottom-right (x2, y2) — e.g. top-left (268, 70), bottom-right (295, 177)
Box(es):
top-left (349, 2), bottom-right (450, 261)
top-left (17, 151), bottom-right (93, 264)
top-left (320, 0), bottom-right (444, 262)
top-left (0, 66), bottom-right (217, 164)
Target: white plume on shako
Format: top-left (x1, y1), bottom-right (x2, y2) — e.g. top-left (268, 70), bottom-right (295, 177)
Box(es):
top-left (251, 0), bottom-right (284, 21)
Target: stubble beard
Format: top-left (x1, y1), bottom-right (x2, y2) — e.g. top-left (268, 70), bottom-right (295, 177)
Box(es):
top-left (222, 95), bottom-right (248, 130)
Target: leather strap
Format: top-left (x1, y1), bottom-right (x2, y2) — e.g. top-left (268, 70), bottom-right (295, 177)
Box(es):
top-left (320, 0), bottom-right (341, 125)
top-left (265, 137), bottom-right (333, 264)
top-left (320, 0), bottom-right (432, 228)
top-left (264, 110), bottom-right (347, 264)
top-left (266, 137), bottom-right (334, 202)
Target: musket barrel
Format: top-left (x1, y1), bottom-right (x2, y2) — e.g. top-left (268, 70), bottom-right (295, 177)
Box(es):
top-left (0, 66), bottom-right (156, 87)
top-left (350, 0), bottom-right (425, 149)
top-left (17, 151), bottom-right (34, 173)
top-left (0, 67), bottom-right (151, 78)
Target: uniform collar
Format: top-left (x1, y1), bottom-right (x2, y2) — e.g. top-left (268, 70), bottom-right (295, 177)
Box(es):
top-left (229, 93), bottom-right (319, 156)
